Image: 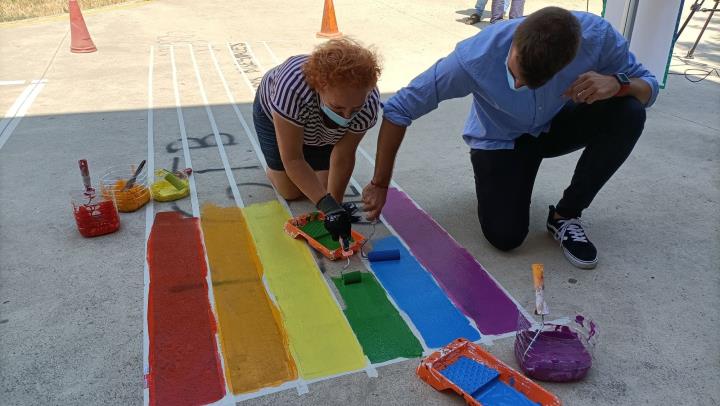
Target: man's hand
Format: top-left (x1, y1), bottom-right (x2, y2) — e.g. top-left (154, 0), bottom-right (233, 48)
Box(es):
top-left (564, 71), bottom-right (621, 104)
top-left (362, 182), bottom-right (389, 221)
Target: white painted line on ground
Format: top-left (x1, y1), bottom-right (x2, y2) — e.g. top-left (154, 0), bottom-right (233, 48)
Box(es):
top-left (0, 83), bottom-right (35, 137)
top-left (169, 45), bottom-right (201, 217)
top-left (0, 80), bottom-right (26, 86)
top-left (170, 44), bottom-right (231, 400)
top-left (226, 42), bottom-right (257, 97)
top-left (212, 41), bottom-right (381, 392)
top-left (0, 80), bottom-right (46, 152)
top-left (244, 42), bottom-right (265, 73)
top-left (142, 46), bottom-right (155, 406)
top-left (262, 41), bottom-right (281, 65)
top-left (211, 43), bottom-right (287, 209)
top-left (188, 44), bottom-right (244, 208)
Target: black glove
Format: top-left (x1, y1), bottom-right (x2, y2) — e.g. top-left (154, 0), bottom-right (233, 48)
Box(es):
top-left (316, 194), bottom-right (352, 245)
top-left (342, 202), bottom-right (361, 223)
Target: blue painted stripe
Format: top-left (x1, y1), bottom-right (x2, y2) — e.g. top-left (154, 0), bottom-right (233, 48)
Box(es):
top-left (368, 236), bottom-right (480, 348)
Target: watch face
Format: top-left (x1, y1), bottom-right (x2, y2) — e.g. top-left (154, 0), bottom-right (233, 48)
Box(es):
top-left (616, 73), bottom-right (631, 85)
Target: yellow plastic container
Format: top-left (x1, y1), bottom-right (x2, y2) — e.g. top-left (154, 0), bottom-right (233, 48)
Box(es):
top-left (151, 169), bottom-right (190, 202)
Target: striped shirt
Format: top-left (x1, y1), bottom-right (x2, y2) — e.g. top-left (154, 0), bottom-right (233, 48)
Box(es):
top-left (258, 55), bottom-right (380, 146)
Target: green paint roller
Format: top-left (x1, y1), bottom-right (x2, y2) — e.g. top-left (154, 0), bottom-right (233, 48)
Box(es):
top-left (157, 169), bottom-right (186, 190)
top-left (340, 236), bottom-right (362, 285)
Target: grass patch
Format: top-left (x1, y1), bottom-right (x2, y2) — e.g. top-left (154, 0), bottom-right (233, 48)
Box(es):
top-left (1, 0), bottom-right (131, 22)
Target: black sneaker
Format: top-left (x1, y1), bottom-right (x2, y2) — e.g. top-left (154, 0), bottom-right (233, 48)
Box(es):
top-left (465, 13), bottom-right (482, 25)
top-left (546, 205), bottom-right (598, 269)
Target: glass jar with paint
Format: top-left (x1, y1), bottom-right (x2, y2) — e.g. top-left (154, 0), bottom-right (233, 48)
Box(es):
top-left (100, 163), bottom-right (151, 212)
top-left (71, 190), bottom-right (121, 237)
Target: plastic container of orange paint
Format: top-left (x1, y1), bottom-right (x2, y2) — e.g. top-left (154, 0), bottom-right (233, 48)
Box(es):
top-left (71, 190), bottom-right (120, 237)
top-left (99, 165), bottom-right (151, 212)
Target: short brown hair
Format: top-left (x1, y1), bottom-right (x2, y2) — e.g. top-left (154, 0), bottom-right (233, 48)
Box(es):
top-left (303, 38), bottom-right (381, 90)
top-left (513, 7), bottom-right (581, 88)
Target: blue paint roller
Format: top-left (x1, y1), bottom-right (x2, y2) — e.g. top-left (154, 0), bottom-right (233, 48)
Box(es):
top-left (367, 249), bottom-right (401, 262)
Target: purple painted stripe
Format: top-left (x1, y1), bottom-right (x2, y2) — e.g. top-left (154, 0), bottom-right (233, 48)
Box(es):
top-left (382, 187), bottom-right (525, 335)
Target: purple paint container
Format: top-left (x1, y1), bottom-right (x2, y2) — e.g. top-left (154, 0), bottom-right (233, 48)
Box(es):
top-left (514, 313), bottom-right (597, 382)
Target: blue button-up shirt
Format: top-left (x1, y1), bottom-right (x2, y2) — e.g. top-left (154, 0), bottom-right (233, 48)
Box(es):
top-left (383, 12), bottom-right (659, 150)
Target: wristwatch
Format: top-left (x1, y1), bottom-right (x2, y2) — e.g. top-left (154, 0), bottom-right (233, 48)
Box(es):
top-left (614, 73), bottom-right (631, 97)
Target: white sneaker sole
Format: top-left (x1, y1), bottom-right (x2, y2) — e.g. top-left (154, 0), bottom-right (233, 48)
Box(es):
top-left (547, 224), bottom-right (598, 270)
top-left (562, 246), bottom-right (598, 269)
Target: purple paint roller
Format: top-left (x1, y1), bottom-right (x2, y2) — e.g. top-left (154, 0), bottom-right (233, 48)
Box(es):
top-left (367, 249), bottom-right (400, 262)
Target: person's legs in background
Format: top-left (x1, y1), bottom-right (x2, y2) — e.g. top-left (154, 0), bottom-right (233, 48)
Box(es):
top-left (509, 0), bottom-right (525, 19)
top-left (490, 0), bottom-right (505, 23)
top-left (466, 0), bottom-right (489, 24)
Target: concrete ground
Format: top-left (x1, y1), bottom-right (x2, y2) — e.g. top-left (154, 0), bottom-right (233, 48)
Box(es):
top-left (0, 0), bottom-right (718, 404)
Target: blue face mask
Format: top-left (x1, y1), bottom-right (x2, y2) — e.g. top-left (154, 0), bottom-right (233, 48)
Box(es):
top-left (505, 51), bottom-right (527, 92)
top-left (320, 101), bottom-right (356, 127)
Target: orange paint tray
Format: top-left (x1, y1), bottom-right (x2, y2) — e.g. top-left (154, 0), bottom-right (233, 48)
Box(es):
top-left (284, 211), bottom-right (365, 261)
top-left (417, 338), bottom-right (561, 406)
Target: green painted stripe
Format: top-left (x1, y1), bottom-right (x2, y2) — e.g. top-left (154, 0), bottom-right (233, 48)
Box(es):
top-left (332, 273), bottom-right (423, 363)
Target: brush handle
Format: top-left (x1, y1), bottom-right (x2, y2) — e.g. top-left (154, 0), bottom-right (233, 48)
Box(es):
top-left (532, 263), bottom-right (549, 316)
top-left (123, 159), bottom-right (146, 191)
top-left (78, 159), bottom-right (92, 191)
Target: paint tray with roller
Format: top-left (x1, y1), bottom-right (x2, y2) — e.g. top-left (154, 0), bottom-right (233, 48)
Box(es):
top-left (284, 211), bottom-right (365, 260)
top-left (151, 169), bottom-right (190, 202)
top-left (417, 338), bottom-right (561, 406)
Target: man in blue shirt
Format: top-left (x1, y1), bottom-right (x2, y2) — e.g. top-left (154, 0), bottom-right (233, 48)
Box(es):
top-left (362, 7), bottom-right (657, 269)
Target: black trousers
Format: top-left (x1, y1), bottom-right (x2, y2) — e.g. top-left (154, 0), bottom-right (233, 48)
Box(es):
top-left (470, 96), bottom-right (646, 251)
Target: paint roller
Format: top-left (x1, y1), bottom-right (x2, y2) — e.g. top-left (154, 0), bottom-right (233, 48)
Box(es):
top-left (339, 236), bottom-right (362, 285)
top-left (342, 248), bottom-right (401, 285)
top-left (157, 169), bottom-right (187, 190)
top-left (367, 249), bottom-right (400, 262)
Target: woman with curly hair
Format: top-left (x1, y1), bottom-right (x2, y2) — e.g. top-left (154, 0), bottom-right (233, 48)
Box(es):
top-left (253, 38), bottom-right (381, 246)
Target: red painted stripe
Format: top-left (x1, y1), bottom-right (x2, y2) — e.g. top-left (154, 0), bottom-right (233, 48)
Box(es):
top-left (147, 212), bottom-right (225, 405)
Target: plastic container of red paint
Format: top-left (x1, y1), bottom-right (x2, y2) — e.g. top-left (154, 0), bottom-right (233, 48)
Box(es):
top-left (71, 191), bottom-right (120, 237)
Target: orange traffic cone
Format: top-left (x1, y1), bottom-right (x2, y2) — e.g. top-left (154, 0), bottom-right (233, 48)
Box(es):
top-left (316, 0), bottom-right (343, 39)
top-left (69, 0), bottom-right (97, 53)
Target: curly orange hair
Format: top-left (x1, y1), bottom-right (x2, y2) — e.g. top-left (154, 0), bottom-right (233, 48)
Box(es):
top-left (303, 38), bottom-right (381, 91)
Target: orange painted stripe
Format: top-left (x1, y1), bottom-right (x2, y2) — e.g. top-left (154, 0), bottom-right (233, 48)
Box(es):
top-left (200, 204), bottom-right (297, 393)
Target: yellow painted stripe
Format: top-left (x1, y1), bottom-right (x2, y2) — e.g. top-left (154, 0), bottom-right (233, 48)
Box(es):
top-left (200, 204), bottom-right (297, 393)
top-left (244, 201), bottom-right (366, 379)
